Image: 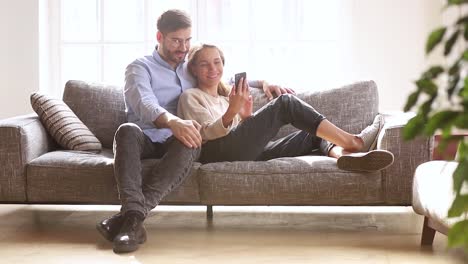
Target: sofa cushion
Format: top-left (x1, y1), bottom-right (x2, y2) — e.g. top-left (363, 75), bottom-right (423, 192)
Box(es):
top-left (198, 155), bottom-right (383, 205)
top-left (250, 80), bottom-right (379, 140)
top-left (412, 161), bottom-right (461, 228)
top-left (30, 92), bottom-right (102, 152)
top-left (26, 149), bottom-right (201, 204)
top-left (62, 80), bottom-right (127, 148)
top-left (62, 80), bottom-right (377, 148)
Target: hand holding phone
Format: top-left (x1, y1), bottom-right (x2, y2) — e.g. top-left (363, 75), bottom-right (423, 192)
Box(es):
top-left (234, 72), bottom-right (247, 90)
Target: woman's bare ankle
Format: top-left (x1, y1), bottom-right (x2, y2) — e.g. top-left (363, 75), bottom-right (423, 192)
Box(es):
top-left (354, 136), bottom-right (364, 151)
top-left (342, 136), bottom-right (364, 153)
top-left (329, 146), bottom-right (342, 158)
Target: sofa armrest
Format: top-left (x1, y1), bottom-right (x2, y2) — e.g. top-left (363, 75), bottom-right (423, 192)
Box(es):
top-left (0, 114), bottom-right (54, 201)
top-left (377, 111), bottom-right (434, 205)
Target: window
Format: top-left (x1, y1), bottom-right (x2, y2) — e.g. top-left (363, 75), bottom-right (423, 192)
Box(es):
top-left (45, 0), bottom-right (349, 95)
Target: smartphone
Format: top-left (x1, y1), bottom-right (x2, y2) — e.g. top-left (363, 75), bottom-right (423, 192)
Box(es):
top-left (234, 72), bottom-right (247, 90)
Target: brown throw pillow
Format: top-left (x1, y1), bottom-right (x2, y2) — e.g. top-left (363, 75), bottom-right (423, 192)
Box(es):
top-left (30, 92), bottom-right (102, 152)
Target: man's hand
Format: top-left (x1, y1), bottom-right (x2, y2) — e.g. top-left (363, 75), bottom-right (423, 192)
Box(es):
top-left (262, 81), bottom-right (296, 101)
top-left (154, 112), bottom-right (202, 148)
top-left (167, 118), bottom-right (202, 148)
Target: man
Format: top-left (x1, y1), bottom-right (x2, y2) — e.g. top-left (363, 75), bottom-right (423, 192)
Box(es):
top-left (96, 9), bottom-right (291, 254)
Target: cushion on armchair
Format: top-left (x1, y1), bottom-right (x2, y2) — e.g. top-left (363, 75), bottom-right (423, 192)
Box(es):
top-left (30, 92), bottom-right (102, 152)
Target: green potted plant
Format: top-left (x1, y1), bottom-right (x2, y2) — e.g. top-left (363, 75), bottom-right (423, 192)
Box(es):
top-left (403, 0), bottom-right (468, 250)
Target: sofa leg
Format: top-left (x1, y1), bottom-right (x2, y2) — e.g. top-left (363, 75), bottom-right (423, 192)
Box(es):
top-left (421, 216), bottom-right (436, 246)
top-left (207, 205), bottom-right (213, 219)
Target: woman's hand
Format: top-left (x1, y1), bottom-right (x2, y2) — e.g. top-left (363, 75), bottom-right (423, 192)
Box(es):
top-left (228, 77), bottom-right (247, 113)
top-left (239, 95), bottom-right (253, 120)
top-left (223, 77), bottom-right (249, 127)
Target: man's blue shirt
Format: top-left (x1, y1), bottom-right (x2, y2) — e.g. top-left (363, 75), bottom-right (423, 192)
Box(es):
top-left (124, 48), bottom-right (196, 143)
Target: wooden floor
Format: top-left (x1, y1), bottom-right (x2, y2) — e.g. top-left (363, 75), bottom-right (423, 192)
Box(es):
top-left (0, 204), bottom-right (465, 264)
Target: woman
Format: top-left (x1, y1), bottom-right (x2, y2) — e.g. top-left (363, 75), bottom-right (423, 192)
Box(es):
top-left (177, 44), bottom-right (393, 171)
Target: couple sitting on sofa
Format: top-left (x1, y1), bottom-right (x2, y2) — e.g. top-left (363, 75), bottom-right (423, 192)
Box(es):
top-left (178, 43), bottom-right (394, 169)
top-left (99, 9), bottom-right (394, 254)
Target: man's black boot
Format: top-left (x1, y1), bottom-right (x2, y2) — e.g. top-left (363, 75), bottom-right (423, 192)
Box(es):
top-left (113, 211), bottom-right (147, 253)
top-left (96, 212), bottom-right (124, 242)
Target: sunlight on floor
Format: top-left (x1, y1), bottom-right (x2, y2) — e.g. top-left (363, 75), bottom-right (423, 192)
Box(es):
top-left (0, 204), bottom-right (465, 264)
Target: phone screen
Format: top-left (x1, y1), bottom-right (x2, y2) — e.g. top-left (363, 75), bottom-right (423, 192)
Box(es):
top-left (234, 72), bottom-right (247, 89)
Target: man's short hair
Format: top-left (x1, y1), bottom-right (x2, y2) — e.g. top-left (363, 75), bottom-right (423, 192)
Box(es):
top-left (157, 9), bottom-right (192, 34)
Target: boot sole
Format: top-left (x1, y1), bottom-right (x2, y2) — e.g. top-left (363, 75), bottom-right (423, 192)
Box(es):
top-left (337, 150), bottom-right (394, 172)
top-left (113, 227), bottom-right (147, 253)
top-left (113, 243), bottom-right (140, 253)
top-left (96, 223), bottom-right (114, 242)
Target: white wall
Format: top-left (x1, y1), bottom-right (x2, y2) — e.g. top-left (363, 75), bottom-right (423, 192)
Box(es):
top-left (0, 0), bottom-right (444, 119)
top-left (0, 0), bottom-right (39, 119)
top-left (344, 0), bottom-right (443, 112)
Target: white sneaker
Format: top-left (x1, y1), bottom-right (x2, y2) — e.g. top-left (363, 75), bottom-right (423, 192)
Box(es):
top-left (337, 150), bottom-right (394, 172)
top-left (357, 115), bottom-right (384, 152)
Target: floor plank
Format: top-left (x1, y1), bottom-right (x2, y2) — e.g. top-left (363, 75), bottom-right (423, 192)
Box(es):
top-left (0, 205), bottom-right (465, 264)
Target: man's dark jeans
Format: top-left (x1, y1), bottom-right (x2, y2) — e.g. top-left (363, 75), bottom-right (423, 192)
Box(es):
top-left (113, 124), bottom-right (200, 217)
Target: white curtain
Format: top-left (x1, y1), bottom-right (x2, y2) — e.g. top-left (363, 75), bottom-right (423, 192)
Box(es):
top-left (55, 0), bottom-right (349, 93)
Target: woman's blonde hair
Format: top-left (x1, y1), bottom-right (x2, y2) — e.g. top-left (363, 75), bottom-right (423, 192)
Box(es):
top-left (187, 44), bottom-right (231, 97)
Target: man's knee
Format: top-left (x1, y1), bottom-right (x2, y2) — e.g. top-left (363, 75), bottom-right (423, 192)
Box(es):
top-left (114, 123), bottom-right (142, 142)
top-left (169, 138), bottom-right (201, 160)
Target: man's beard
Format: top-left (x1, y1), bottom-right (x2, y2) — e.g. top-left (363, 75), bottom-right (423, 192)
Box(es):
top-left (161, 45), bottom-right (187, 65)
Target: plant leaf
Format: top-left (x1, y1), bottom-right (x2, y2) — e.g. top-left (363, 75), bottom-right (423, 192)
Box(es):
top-left (444, 30), bottom-right (460, 56)
top-left (449, 60), bottom-right (460, 75)
top-left (448, 193), bottom-right (468, 218)
top-left (464, 49), bottom-right (468, 60)
top-left (464, 76), bottom-right (468, 98)
top-left (464, 98), bottom-right (468, 110)
top-left (455, 112), bottom-right (468, 128)
top-left (403, 115), bottom-right (426, 140)
top-left (423, 66), bottom-right (445, 79)
top-left (458, 140), bottom-right (467, 162)
top-left (426, 27), bottom-right (447, 54)
top-left (448, 74), bottom-right (461, 98)
top-left (457, 15), bottom-right (468, 25)
top-left (403, 91), bottom-right (420, 112)
top-left (448, 0), bottom-right (468, 5)
top-left (416, 79), bottom-right (438, 96)
top-left (441, 126), bottom-right (453, 140)
top-left (424, 111), bottom-right (459, 135)
top-left (452, 160), bottom-right (468, 194)
top-left (457, 76), bottom-right (468, 98)
top-left (447, 219), bottom-right (468, 248)
top-left (419, 97), bottom-right (436, 117)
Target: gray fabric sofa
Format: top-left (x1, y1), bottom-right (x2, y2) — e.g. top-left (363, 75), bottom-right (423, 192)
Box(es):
top-left (0, 80), bottom-right (432, 208)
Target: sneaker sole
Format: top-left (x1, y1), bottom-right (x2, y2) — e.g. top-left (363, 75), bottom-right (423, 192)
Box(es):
top-left (337, 150), bottom-right (394, 172)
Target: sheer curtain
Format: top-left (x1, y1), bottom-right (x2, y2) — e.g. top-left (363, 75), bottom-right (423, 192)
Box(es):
top-left (49, 0), bottom-right (349, 95)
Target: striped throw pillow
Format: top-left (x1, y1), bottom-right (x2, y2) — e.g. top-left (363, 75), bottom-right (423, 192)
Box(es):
top-left (30, 92), bottom-right (102, 152)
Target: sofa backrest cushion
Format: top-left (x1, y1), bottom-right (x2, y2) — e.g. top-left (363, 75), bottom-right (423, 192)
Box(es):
top-left (30, 92), bottom-right (102, 152)
top-left (250, 80), bottom-right (379, 139)
top-left (62, 80), bottom-right (378, 148)
top-left (63, 80), bottom-right (126, 148)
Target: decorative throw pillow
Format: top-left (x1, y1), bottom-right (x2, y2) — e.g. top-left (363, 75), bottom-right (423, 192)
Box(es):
top-left (30, 92), bottom-right (102, 152)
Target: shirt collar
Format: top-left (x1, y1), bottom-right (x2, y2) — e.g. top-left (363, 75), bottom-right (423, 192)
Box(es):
top-left (152, 45), bottom-right (185, 70)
